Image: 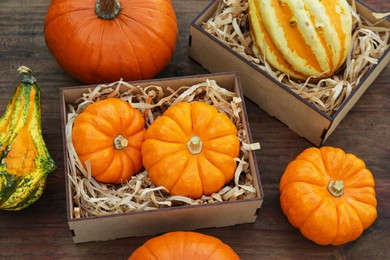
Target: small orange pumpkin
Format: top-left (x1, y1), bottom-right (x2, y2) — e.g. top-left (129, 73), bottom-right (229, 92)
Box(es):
top-left (128, 231), bottom-right (240, 260)
top-left (141, 101), bottom-right (240, 199)
top-left (44, 0), bottom-right (178, 84)
top-left (280, 146), bottom-right (377, 245)
top-left (72, 98), bottom-right (146, 184)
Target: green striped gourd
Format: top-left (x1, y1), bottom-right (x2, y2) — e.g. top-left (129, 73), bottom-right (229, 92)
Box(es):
top-left (0, 66), bottom-right (56, 210)
top-left (248, 0), bottom-right (353, 80)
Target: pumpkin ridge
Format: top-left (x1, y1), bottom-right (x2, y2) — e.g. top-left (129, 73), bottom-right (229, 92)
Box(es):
top-left (121, 0), bottom-right (177, 23)
top-left (122, 147), bottom-right (139, 174)
top-left (203, 150), bottom-right (232, 180)
top-left (347, 197), bottom-right (376, 229)
top-left (334, 151), bottom-right (347, 181)
top-left (207, 240), bottom-right (226, 259)
top-left (345, 187), bottom-right (376, 204)
top-left (319, 152), bottom-right (339, 181)
top-left (329, 201), bottom-right (363, 245)
top-left (203, 135), bottom-right (239, 157)
top-left (147, 145), bottom-right (187, 170)
top-left (72, 128), bottom-right (114, 155)
top-left (110, 99), bottom-right (130, 132)
top-left (193, 112), bottom-right (231, 142)
top-left (93, 151), bottom-right (121, 181)
top-left (142, 243), bottom-right (159, 260)
top-left (113, 19), bottom-right (148, 79)
top-left (165, 114), bottom-right (192, 139)
top-left (339, 159), bottom-right (369, 184)
top-left (282, 182), bottom-right (324, 212)
top-left (170, 156), bottom-right (194, 194)
top-left (119, 12), bottom-right (176, 52)
top-left (344, 182), bottom-right (374, 189)
top-left (47, 8), bottom-right (96, 41)
top-left (58, 15), bottom-right (99, 75)
top-left (77, 116), bottom-right (117, 139)
top-left (113, 151), bottom-right (135, 184)
top-left (80, 147), bottom-right (114, 177)
top-left (301, 196), bottom-right (333, 229)
top-left (196, 155), bottom-right (207, 194)
top-left (45, 7), bottom-right (91, 29)
top-left (281, 161), bottom-right (329, 188)
top-left (116, 15), bottom-right (170, 74)
top-left (190, 104), bottom-right (214, 137)
top-left (305, 159), bottom-right (330, 183)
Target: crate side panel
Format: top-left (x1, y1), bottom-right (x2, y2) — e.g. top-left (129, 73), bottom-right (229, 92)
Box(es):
top-left (69, 199), bottom-right (262, 243)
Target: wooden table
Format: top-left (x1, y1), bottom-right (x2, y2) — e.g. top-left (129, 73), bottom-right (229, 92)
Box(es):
top-left (0, 1), bottom-right (389, 259)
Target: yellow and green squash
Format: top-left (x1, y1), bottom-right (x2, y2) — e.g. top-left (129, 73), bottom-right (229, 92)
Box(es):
top-left (0, 66), bottom-right (55, 210)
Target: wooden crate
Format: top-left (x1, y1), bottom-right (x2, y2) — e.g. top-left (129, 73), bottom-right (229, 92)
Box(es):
top-left (60, 72), bottom-right (263, 243)
top-left (188, 0), bottom-right (390, 146)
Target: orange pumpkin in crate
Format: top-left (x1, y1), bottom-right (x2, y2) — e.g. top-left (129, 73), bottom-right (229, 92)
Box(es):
top-left (128, 231), bottom-right (240, 259)
top-left (44, 0), bottom-right (178, 84)
top-left (72, 98), bottom-right (146, 184)
top-left (280, 146), bottom-right (377, 245)
top-left (142, 101), bottom-right (240, 199)
top-left (248, 0), bottom-right (352, 79)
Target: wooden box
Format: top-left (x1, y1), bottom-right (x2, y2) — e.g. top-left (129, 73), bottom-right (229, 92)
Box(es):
top-left (188, 0), bottom-right (390, 146)
top-left (60, 72), bottom-right (263, 243)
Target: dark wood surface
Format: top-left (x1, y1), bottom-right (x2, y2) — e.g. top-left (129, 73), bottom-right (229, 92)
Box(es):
top-left (0, 0), bottom-right (389, 259)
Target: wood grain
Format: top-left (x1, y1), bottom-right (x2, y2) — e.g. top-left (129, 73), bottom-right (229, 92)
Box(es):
top-left (0, 0), bottom-right (389, 259)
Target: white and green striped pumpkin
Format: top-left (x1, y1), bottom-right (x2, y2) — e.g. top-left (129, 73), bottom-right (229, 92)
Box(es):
top-left (248, 0), bottom-right (353, 80)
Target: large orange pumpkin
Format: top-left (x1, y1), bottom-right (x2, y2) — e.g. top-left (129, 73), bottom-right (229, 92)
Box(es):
top-left (72, 98), bottom-right (146, 184)
top-left (141, 101), bottom-right (240, 199)
top-left (44, 0), bottom-right (178, 84)
top-left (248, 0), bottom-right (352, 79)
top-left (280, 146), bottom-right (377, 245)
top-left (128, 231), bottom-right (240, 260)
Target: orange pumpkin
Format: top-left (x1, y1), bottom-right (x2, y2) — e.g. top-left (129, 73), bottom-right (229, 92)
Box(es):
top-left (72, 98), bottom-right (146, 184)
top-left (280, 146), bottom-right (377, 245)
top-left (128, 231), bottom-right (240, 260)
top-left (141, 101), bottom-right (240, 199)
top-left (44, 0), bottom-right (178, 84)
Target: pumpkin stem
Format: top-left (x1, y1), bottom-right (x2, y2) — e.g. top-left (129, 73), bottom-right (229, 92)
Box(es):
top-left (186, 135), bottom-right (203, 155)
top-left (113, 135), bottom-right (128, 150)
top-left (328, 180), bottom-right (344, 198)
top-left (17, 66), bottom-right (36, 85)
top-left (95, 0), bottom-right (121, 20)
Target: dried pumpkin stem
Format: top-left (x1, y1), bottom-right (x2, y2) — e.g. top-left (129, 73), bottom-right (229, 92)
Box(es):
top-left (17, 66), bottom-right (36, 85)
top-left (186, 135), bottom-right (203, 155)
top-left (95, 0), bottom-right (121, 20)
top-left (113, 135), bottom-right (128, 150)
top-left (328, 180), bottom-right (344, 198)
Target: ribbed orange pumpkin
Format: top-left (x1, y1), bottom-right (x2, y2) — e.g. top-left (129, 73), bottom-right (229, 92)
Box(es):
top-left (44, 0), bottom-right (178, 84)
top-left (141, 102), bottom-right (240, 199)
top-left (248, 0), bottom-right (353, 79)
top-left (280, 146), bottom-right (377, 245)
top-left (72, 98), bottom-right (146, 184)
top-left (128, 231), bottom-right (240, 260)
